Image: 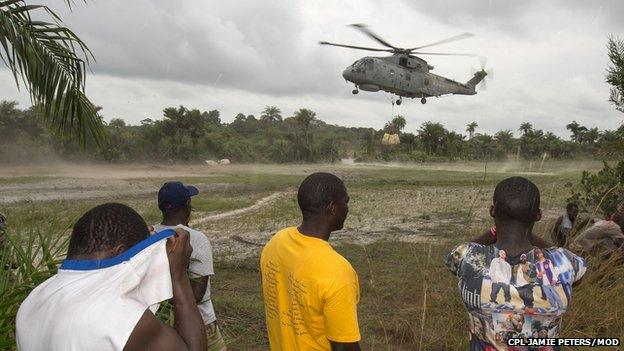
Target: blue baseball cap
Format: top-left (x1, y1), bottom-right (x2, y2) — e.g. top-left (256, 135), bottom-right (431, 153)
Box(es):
top-left (158, 181), bottom-right (199, 212)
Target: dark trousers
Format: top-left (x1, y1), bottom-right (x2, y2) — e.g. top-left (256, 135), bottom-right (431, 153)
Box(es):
top-left (490, 282), bottom-right (511, 303)
top-left (515, 284), bottom-right (534, 308)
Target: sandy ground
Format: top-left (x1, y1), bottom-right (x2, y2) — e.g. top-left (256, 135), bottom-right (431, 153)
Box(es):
top-left (0, 179), bottom-right (255, 204)
top-left (192, 191), bottom-right (291, 224)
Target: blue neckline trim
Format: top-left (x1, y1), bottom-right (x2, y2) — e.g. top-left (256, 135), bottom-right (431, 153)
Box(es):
top-left (60, 229), bottom-right (175, 271)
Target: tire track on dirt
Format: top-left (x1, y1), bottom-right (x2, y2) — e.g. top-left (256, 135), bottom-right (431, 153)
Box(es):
top-left (191, 190), bottom-right (292, 225)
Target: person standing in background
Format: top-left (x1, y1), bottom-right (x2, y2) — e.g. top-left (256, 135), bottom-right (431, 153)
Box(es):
top-left (153, 181), bottom-right (227, 351)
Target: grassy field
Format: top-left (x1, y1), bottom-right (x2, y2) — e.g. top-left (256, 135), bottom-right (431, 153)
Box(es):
top-left (1, 160), bottom-right (622, 350)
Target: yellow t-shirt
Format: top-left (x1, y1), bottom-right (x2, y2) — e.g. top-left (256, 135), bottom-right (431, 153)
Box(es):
top-left (260, 227), bottom-right (361, 350)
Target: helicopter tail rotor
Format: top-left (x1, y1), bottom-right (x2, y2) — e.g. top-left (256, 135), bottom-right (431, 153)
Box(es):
top-left (472, 56), bottom-right (493, 90)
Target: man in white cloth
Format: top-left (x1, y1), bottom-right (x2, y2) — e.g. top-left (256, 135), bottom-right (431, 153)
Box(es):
top-left (488, 249), bottom-right (512, 307)
top-left (153, 181), bottom-right (226, 351)
top-left (16, 203), bottom-right (206, 351)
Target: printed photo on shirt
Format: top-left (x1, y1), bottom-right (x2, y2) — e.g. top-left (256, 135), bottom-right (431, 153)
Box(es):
top-left (445, 242), bottom-right (587, 351)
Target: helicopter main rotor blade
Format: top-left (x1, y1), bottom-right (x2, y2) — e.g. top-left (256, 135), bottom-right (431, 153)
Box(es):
top-left (349, 23), bottom-right (399, 50)
top-left (319, 41), bottom-right (392, 52)
top-left (412, 51), bottom-right (477, 57)
top-left (410, 32), bottom-right (475, 50)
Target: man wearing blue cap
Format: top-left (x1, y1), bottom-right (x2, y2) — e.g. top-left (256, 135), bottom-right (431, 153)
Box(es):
top-left (153, 181), bottom-right (227, 351)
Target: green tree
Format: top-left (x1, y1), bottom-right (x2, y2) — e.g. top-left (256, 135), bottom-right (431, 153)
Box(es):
top-left (466, 121), bottom-right (478, 140)
top-left (566, 120), bottom-right (587, 143)
top-left (606, 36), bottom-right (624, 113)
top-left (161, 106), bottom-right (206, 160)
top-left (580, 127), bottom-right (599, 144)
top-left (293, 108), bottom-right (317, 162)
top-left (260, 106), bottom-right (282, 123)
top-left (361, 129), bottom-right (376, 158)
top-left (443, 131), bottom-right (465, 158)
top-left (518, 122), bottom-right (533, 136)
top-left (0, 1), bottom-right (104, 145)
top-left (469, 133), bottom-right (500, 159)
top-left (319, 138), bottom-right (339, 163)
top-left (494, 130), bottom-right (514, 154)
top-left (391, 115), bottom-right (406, 132)
top-left (384, 115), bottom-right (406, 135)
top-left (418, 122), bottom-right (447, 155)
top-left (204, 110), bottom-right (221, 126)
top-left (597, 127), bottom-right (624, 158)
top-left (108, 118), bottom-right (126, 129)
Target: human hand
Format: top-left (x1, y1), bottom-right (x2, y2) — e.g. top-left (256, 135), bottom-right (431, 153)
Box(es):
top-left (166, 228), bottom-right (193, 281)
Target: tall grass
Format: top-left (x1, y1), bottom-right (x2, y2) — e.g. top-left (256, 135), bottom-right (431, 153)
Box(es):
top-left (0, 208), bottom-right (71, 350)
top-left (0, 164), bottom-right (621, 350)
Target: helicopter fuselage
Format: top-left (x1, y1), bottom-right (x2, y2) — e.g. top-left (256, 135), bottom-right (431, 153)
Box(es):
top-left (342, 55), bottom-right (480, 99)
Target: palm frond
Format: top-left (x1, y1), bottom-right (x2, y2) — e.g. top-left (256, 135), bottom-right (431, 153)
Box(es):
top-left (0, 1), bottom-right (105, 146)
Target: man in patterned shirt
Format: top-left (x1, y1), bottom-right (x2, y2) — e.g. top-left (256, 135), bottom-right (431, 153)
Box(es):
top-left (446, 177), bottom-right (586, 351)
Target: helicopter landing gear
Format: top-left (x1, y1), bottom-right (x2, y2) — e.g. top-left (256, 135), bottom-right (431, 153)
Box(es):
top-left (396, 97), bottom-right (402, 105)
top-left (352, 88), bottom-right (359, 94)
top-left (420, 97), bottom-right (427, 104)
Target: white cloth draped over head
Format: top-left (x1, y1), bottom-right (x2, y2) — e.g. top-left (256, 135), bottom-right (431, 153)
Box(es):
top-left (16, 229), bottom-right (176, 351)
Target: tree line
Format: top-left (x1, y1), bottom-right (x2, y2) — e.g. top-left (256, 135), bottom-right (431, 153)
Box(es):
top-left (1, 101), bottom-right (623, 164)
top-left (1, 0), bottom-right (623, 166)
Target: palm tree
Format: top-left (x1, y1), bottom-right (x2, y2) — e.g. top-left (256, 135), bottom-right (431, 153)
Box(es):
top-left (466, 121), bottom-right (478, 139)
top-left (580, 127), bottom-right (600, 144)
top-left (260, 106), bottom-right (282, 123)
top-left (606, 36), bottom-right (624, 113)
top-left (293, 108), bottom-right (317, 161)
top-left (0, 1), bottom-right (104, 146)
top-left (565, 120), bottom-right (587, 142)
top-left (391, 115), bottom-right (406, 132)
top-left (518, 122), bottom-right (533, 136)
top-left (417, 121), bottom-right (446, 155)
top-left (494, 130), bottom-right (514, 153)
top-left (384, 115), bottom-right (406, 135)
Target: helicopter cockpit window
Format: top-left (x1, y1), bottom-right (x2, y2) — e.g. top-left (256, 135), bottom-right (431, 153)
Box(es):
top-left (353, 60), bottom-right (366, 73)
top-left (364, 59), bottom-right (374, 70)
top-left (399, 57), bottom-right (407, 67)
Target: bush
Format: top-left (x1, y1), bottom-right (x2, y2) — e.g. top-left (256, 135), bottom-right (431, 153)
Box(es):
top-left (568, 160), bottom-right (624, 216)
top-left (0, 209), bottom-right (71, 350)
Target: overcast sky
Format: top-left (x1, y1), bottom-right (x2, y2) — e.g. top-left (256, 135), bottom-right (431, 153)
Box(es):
top-left (1, 0), bottom-right (623, 138)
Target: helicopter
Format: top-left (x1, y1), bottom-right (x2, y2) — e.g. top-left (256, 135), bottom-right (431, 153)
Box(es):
top-left (320, 24), bottom-right (489, 105)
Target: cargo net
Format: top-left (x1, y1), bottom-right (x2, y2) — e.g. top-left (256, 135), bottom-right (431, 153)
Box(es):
top-left (381, 133), bottom-right (400, 145)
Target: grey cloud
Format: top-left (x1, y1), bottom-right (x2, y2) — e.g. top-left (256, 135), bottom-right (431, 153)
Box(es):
top-left (53, 0), bottom-right (349, 96)
top-left (5, 0), bottom-right (619, 138)
top-left (401, 0), bottom-right (624, 34)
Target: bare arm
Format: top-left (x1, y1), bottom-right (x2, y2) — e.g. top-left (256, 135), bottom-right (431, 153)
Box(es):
top-left (124, 310), bottom-right (188, 351)
top-left (190, 276), bottom-right (208, 303)
top-left (330, 341), bottom-right (362, 351)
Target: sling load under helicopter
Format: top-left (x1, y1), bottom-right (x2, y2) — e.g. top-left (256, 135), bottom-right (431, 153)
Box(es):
top-left (320, 24), bottom-right (491, 105)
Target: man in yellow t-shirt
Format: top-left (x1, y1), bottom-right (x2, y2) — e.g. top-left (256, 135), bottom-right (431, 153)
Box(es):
top-left (261, 172), bottom-right (361, 351)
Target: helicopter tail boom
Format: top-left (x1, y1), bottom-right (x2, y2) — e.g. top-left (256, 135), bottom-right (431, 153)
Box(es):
top-left (465, 70), bottom-right (487, 91)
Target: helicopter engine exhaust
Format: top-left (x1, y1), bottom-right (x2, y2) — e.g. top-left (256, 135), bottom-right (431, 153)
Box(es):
top-left (358, 84), bottom-right (380, 92)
